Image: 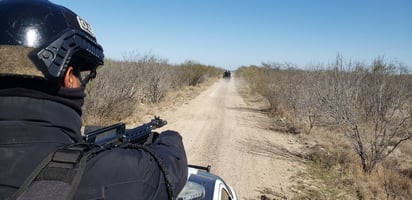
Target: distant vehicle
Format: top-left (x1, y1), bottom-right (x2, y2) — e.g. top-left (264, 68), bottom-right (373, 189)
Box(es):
top-left (177, 165), bottom-right (238, 200)
top-left (223, 70), bottom-right (231, 79)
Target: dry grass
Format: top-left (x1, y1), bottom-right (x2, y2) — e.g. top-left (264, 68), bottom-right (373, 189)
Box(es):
top-left (0, 46), bottom-right (43, 77)
top-left (285, 127), bottom-right (412, 200)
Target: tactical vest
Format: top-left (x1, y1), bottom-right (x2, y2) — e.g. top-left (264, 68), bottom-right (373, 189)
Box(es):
top-left (9, 143), bottom-right (174, 200)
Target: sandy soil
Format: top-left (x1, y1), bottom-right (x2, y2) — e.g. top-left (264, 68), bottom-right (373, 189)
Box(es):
top-left (148, 77), bottom-right (306, 199)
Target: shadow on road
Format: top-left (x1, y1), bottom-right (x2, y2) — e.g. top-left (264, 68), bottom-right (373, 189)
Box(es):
top-left (226, 106), bottom-right (270, 114)
top-left (226, 106), bottom-right (276, 130)
top-left (237, 138), bottom-right (307, 163)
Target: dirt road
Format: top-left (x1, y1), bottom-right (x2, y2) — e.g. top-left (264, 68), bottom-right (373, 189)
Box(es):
top-left (157, 77), bottom-right (305, 199)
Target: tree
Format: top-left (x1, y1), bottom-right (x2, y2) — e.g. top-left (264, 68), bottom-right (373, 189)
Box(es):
top-left (317, 57), bottom-right (412, 173)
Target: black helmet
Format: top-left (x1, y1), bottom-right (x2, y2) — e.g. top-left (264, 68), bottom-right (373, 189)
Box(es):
top-left (0, 0), bottom-right (104, 84)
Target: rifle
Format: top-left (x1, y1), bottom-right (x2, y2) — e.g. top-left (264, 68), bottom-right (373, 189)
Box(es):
top-left (83, 116), bottom-right (167, 148)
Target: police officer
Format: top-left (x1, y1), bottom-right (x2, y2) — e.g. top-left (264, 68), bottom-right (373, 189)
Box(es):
top-left (0, 0), bottom-right (188, 199)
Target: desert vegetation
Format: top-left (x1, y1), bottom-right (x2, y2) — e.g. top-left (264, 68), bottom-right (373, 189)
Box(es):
top-left (82, 53), bottom-right (222, 124)
top-left (236, 56), bottom-right (412, 199)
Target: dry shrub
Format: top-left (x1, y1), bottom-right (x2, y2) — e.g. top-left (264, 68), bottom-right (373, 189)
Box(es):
top-left (237, 64), bottom-right (324, 134)
top-left (236, 57), bottom-right (412, 199)
top-left (316, 57), bottom-right (412, 173)
top-left (236, 65), bottom-right (268, 96)
top-left (175, 61), bottom-right (222, 87)
top-left (83, 59), bottom-right (142, 124)
top-left (82, 54), bottom-right (221, 125)
top-left (237, 56), bottom-right (412, 172)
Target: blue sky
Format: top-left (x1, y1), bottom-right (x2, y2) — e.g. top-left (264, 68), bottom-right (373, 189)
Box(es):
top-left (53, 0), bottom-right (412, 70)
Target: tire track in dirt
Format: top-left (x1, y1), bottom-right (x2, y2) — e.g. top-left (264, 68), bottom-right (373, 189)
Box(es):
top-left (157, 77), bottom-right (305, 199)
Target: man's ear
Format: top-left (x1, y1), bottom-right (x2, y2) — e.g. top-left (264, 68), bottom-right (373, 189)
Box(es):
top-left (63, 66), bottom-right (80, 88)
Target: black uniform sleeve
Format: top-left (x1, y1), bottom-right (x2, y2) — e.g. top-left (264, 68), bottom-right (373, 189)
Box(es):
top-left (146, 130), bottom-right (188, 195)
